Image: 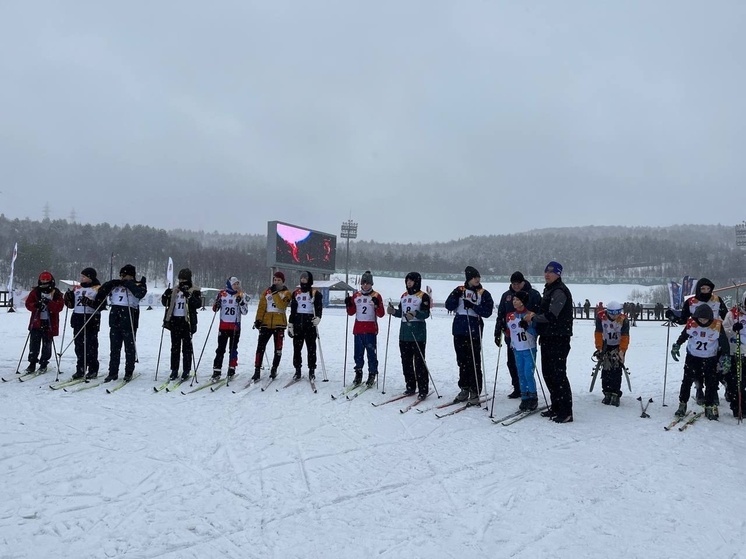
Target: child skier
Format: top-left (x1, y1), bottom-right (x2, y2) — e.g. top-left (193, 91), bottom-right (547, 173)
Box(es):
top-left (63, 267), bottom-right (103, 380)
top-left (593, 300), bottom-right (630, 407)
top-left (506, 290), bottom-right (539, 411)
top-left (212, 277), bottom-right (249, 380)
top-left (162, 268), bottom-right (201, 381)
top-left (289, 271), bottom-right (323, 381)
top-left (253, 271), bottom-right (291, 381)
top-left (23, 271), bottom-right (64, 373)
top-left (345, 270), bottom-right (385, 387)
top-left (671, 305), bottom-right (730, 420)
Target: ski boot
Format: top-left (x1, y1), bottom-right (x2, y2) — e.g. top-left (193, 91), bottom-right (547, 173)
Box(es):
top-left (104, 373), bottom-right (118, 383)
top-left (227, 368), bottom-right (236, 378)
top-left (85, 371), bottom-right (98, 380)
top-left (124, 372), bottom-right (133, 382)
top-left (72, 371), bottom-right (85, 380)
top-left (270, 367), bottom-right (277, 379)
top-left (169, 371), bottom-right (179, 381)
top-left (610, 393), bottom-right (621, 407)
top-left (211, 370), bottom-right (221, 381)
top-left (308, 369), bottom-right (316, 381)
top-left (674, 401), bottom-right (687, 417)
top-left (705, 405), bottom-right (719, 421)
top-left (602, 392), bottom-right (612, 405)
top-left (23, 364), bottom-right (36, 374)
top-left (293, 369), bottom-right (302, 381)
top-left (251, 368), bottom-right (261, 382)
top-left (353, 368), bottom-right (363, 386)
top-left (365, 372), bottom-right (378, 388)
top-left (467, 389), bottom-right (481, 406)
top-left (454, 388), bottom-right (469, 403)
top-left (526, 392), bottom-right (539, 411)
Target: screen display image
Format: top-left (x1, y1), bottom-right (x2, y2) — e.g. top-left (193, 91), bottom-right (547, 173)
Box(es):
top-left (273, 222), bottom-right (336, 273)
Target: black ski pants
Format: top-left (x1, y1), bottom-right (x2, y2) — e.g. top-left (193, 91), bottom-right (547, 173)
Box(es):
top-left (292, 326), bottom-right (317, 371)
top-left (539, 335), bottom-right (573, 417)
top-left (454, 333), bottom-right (482, 392)
top-left (400, 340), bottom-right (428, 394)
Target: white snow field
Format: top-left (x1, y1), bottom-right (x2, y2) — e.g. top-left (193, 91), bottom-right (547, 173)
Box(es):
top-left (1, 278), bottom-right (744, 559)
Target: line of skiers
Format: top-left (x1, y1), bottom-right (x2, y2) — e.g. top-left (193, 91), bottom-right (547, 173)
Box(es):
top-left (19, 265), bottom-right (746, 422)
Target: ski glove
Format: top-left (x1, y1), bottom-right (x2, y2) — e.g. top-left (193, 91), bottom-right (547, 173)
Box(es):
top-left (593, 349), bottom-right (603, 360)
top-left (671, 343), bottom-right (681, 361)
top-left (372, 296), bottom-right (381, 308)
top-left (270, 284), bottom-right (278, 293)
top-left (311, 316), bottom-right (320, 327)
top-left (733, 322), bottom-right (744, 332)
top-left (518, 319), bottom-right (529, 330)
top-left (287, 324), bottom-right (294, 338)
top-left (720, 355), bottom-right (731, 372)
top-left (462, 299), bottom-right (475, 310)
top-left (344, 295), bottom-right (352, 306)
top-left (404, 312), bottom-right (416, 321)
top-left (386, 302), bottom-right (396, 316)
top-left (253, 320), bottom-right (262, 330)
top-left (494, 333), bottom-right (502, 347)
top-left (665, 309), bottom-right (675, 320)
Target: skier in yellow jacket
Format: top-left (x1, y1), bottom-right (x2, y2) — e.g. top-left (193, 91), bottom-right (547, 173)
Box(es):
top-left (252, 271), bottom-right (292, 381)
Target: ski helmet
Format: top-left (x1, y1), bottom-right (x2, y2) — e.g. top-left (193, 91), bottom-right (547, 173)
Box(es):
top-left (606, 301), bottom-right (622, 317)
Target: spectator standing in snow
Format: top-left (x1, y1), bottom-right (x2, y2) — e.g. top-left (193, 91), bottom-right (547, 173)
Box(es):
top-left (524, 261), bottom-right (574, 423)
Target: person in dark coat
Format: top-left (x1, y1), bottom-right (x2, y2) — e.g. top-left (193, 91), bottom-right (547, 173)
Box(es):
top-left (524, 261), bottom-right (574, 423)
top-left (162, 268), bottom-right (201, 381)
top-left (63, 267), bottom-right (103, 379)
top-left (289, 271), bottom-right (323, 381)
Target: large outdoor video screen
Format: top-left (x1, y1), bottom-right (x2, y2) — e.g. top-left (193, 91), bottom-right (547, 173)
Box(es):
top-left (266, 221), bottom-right (337, 274)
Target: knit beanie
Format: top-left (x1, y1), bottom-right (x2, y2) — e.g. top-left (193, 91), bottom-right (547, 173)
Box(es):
top-left (361, 271), bottom-right (374, 285)
top-left (464, 266), bottom-right (480, 282)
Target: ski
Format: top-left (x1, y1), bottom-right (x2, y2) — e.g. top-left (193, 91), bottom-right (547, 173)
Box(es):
top-left (106, 374), bottom-right (141, 394)
top-left (281, 377), bottom-right (302, 390)
top-left (678, 411), bottom-right (704, 431)
top-left (399, 394), bottom-right (431, 414)
top-left (372, 392), bottom-right (415, 407)
top-left (260, 375), bottom-right (278, 392)
top-left (500, 406), bottom-right (549, 426)
top-left (346, 384), bottom-right (372, 400)
top-left (418, 393), bottom-right (485, 414)
top-left (309, 377), bottom-right (317, 393)
top-left (232, 378), bottom-right (259, 394)
top-left (589, 360), bottom-right (602, 392)
top-left (50, 377), bottom-right (86, 390)
top-left (165, 375), bottom-right (193, 392)
top-left (210, 378), bottom-right (229, 392)
top-left (67, 379), bottom-right (105, 392)
top-left (490, 409), bottom-right (525, 424)
top-left (19, 369), bottom-right (50, 382)
top-left (331, 383), bottom-right (361, 400)
top-left (435, 396), bottom-right (490, 418)
top-left (182, 378), bottom-right (222, 394)
top-left (664, 411), bottom-right (692, 431)
top-left (153, 379), bottom-right (173, 393)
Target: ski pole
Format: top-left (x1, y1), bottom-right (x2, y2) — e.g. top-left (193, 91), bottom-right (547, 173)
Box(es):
top-left (342, 308), bottom-right (351, 387)
top-left (58, 297), bottom-right (107, 357)
top-left (488, 343), bottom-right (502, 418)
top-left (381, 312), bottom-right (392, 394)
top-left (154, 323), bottom-right (166, 382)
top-left (193, 308), bottom-right (217, 385)
top-left (662, 319), bottom-right (672, 407)
top-left (14, 329), bottom-right (33, 375)
top-left (528, 342), bottom-right (550, 409)
top-left (316, 327), bottom-right (328, 382)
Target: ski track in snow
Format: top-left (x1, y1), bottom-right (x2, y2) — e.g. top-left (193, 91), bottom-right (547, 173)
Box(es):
top-left (1, 287), bottom-right (746, 558)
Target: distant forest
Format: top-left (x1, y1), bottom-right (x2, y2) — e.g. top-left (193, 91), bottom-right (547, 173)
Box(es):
top-left (0, 215), bottom-right (743, 294)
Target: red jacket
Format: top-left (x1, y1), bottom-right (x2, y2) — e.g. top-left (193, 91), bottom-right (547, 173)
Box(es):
top-left (25, 287), bottom-right (64, 336)
top-left (345, 289), bottom-right (385, 335)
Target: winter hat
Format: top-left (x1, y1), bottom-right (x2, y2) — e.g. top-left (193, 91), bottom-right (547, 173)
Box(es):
top-left (544, 261), bottom-right (563, 276)
top-left (81, 267), bottom-right (97, 281)
top-left (693, 304), bottom-right (713, 321)
top-left (510, 271), bottom-right (525, 284)
top-left (513, 290), bottom-right (529, 306)
top-left (464, 266), bottom-right (480, 282)
top-left (300, 271), bottom-right (314, 286)
top-left (274, 271), bottom-right (285, 283)
top-left (226, 277), bottom-right (240, 292)
top-left (405, 271), bottom-right (422, 292)
top-left (361, 271), bottom-right (374, 285)
top-left (38, 271), bottom-right (55, 288)
top-left (120, 264), bottom-right (136, 277)
top-left (178, 268), bottom-right (192, 281)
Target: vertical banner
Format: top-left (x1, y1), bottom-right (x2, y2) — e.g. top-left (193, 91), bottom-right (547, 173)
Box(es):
top-left (166, 257), bottom-right (174, 288)
top-left (668, 281), bottom-right (682, 310)
top-left (681, 275), bottom-right (697, 298)
top-left (7, 242), bottom-right (18, 292)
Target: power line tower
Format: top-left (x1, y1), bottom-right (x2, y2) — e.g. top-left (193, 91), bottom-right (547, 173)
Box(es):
top-left (69, 208), bottom-right (77, 222)
top-left (42, 202), bottom-right (51, 221)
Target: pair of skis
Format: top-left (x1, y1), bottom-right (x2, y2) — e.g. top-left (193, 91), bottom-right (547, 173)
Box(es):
top-left (664, 410), bottom-right (704, 431)
top-left (2, 368), bottom-right (50, 383)
top-left (491, 406), bottom-right (549, 426)
top-left (280, 375), bottom-right (318, 393)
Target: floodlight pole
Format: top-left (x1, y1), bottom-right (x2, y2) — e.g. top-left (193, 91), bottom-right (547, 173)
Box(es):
top-left (340, 220), bottom-right (358, 288)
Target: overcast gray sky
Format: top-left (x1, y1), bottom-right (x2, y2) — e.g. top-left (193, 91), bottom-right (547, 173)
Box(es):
top-left (1, 1), bottom-right (744, 243)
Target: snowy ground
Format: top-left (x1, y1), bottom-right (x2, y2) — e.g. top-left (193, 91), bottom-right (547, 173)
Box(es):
top-left (1, 280), bottom-right (744, 559)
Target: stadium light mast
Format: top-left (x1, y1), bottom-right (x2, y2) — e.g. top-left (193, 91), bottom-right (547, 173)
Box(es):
top-left (340, 219), bottom-right (358, 289)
